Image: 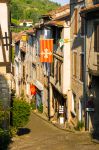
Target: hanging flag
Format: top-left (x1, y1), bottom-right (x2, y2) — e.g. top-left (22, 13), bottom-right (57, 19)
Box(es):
top-left (40, 39), bottom-right (53, 63)
top-left (30, 84), bottom-right (36, 95)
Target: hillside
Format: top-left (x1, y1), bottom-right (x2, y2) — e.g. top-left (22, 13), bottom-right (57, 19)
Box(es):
top-left (11, 0), bottom-right (60, 24)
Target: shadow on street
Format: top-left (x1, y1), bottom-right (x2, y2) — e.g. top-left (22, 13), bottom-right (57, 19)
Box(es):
top-left (17, 128), bottom-right (31, 136)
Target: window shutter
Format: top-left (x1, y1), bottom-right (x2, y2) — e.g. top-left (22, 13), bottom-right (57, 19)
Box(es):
top-left (59, 61), bottom-right (62, 86)
top-left (23, 66), bottom-right (25, 79)
top-left (94, 23), bottom-right (97, 52)
top-left (74, 9), bottom-right (78, 35)
top-left (80, 54), bottom-right (84, 82)
top-left (97, 55), bottom-right (99, 70)
top-left (97, 24), bottom-right (99, 52)
top-left (94, 23), bottom-right (99, 52)
top-left (73, 52), bottom-right (77, 77)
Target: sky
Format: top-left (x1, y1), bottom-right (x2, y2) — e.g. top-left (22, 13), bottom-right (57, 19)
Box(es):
top-left (50, 0), bottom-right (69, 5)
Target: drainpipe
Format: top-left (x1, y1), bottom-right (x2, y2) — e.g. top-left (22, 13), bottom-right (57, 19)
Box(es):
top-left (80, 0), bottom-right (88, 131)
top-left (83, 0), bottom-right (90, 131)
top-left (84, 20), bottom-right (88, 130)
top-left (83, 15), bottom-right (89, 130)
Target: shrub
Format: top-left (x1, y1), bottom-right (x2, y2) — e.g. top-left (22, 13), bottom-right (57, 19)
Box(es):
top-left (0, 129), bottom-right (11, 149)
top-left (12, 97), bottom-right (31, 128)
top-left (75, 121), bottom-right (84, 131)
top-left (31, 102), bottom-right (36, 110)
top-left (9, 127), bottom-right (17, 137)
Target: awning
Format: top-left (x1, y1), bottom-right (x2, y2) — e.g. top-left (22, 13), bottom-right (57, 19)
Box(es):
top-left (34, 80), bottom-right (43, 91)
top-left (80, 4), bottom-right (99, 19)
top-left (80, 4), bottom-right (99, 14)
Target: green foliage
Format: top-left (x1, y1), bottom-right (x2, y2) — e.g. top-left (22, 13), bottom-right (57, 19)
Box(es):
top-left (75, 121), bottom-right (84, 131)
top-left (0, 101), bottom-right (9, 129)
top-left (0, 129), bottom-right (11, 149)
top-left (12, 97), bottom-right (31, 128)
top-left (31, 102), bottom-right (36, 110)
top-left (9, 127), bottom-right (17, 137)
top-left (11, 18), bottom-right (20, 25)
top-left (0, 101), bottom-right (10, 149)
top-left (38, 103), bottom-right (43, 113)
top-left (10, 0), bottom-right (60, 24)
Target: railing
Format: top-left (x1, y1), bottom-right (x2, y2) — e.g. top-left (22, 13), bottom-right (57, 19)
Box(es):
top-left (94, 0), bottom-right (99, 4)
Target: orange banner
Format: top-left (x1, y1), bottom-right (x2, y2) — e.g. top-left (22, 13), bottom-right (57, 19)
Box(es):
top-left (40, 39), bottom-right (53, 63)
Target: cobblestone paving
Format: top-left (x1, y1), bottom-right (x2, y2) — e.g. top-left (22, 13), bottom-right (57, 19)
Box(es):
top-left (9, 113), bottom-right (99, 150)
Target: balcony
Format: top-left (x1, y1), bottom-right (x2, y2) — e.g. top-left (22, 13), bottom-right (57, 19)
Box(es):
top-left (85, 0), bottom-right (99, 6)
top-left (80, 0), bottom-right (99, 19)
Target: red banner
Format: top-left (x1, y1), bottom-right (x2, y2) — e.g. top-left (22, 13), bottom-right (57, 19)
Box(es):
top-left (30, 84), bottom-right (36, 95)
top-left (40, 39), bottom-right (53, 63)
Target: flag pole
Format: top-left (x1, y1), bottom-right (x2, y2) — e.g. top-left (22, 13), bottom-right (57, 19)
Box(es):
top-left (48, 63), bottom-right (50, 121)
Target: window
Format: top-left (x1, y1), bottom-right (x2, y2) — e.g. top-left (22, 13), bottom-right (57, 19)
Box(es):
top-left (73, 52), bottom-right (77, 77)
top-left (74, 8), bottom-right (78, 35)
top-left (97, 55), bottom-right (99, 70)
top-left (52, 27), bottom-right (62, 44)
top-left (23, 65), bottom-right (25, 79)
top-left (56, 61), bottom-right (58, 83)
top-left (51, 57), bottom-right (54, 77)
top-left (55, 60), bottom-right (62, 85)
top-left (94, 22), bottom-right (99, 52)
top-left (80, 54), bottom-right (84, 82)
top-left (72, 93), bottom-right (76, 114)
top-left (59, 61), bottom-right (62, 86)
top-left (81, 17), bottom-right (85, 36)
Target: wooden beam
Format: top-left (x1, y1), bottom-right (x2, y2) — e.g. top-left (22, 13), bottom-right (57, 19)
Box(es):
top-left (0, 25), bottom-right (7, 62)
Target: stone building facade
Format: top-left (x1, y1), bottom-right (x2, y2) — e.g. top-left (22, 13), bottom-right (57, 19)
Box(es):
top-left (70, 0), bottom-right (85, 128)
top-left (81, 0), bottom-right (99, 131)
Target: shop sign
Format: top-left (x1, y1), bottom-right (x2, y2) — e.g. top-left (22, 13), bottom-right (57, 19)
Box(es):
top-left (21, 35), bottom-right (27, 41)
top-left (59, 106), bottom-right (64, 114)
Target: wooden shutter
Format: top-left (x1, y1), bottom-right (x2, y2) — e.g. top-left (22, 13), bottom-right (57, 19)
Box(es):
top-left (23, 66), bottom-right (25, 79)
top-left (56, 61), bottom-right (58, 83)
top-left (51, 57), bottom-right (54, 77)
top-left (73, 52), bottom-right (77, 77)
top-left (74, 9), bottom-right (78, 35)
top-left (97, 55), bottom-right (99, 70)
top-left (94, 23), bottom-right (99, 52)
top-left (80, 54), bottom-right (84, 81)
top-left (97, 24), bottom-right (99, 52)
top-left (59, 61), bottom-right (61, 86)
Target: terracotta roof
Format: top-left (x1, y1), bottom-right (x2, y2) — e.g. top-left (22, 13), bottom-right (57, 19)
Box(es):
top-left (19, 19), bottom-right (33, 23)
top-left (26, 28), bottom-right (34, 34)
top-left (34, 4), bottom-right (70, 28)
top-left (80, 4), bottom-right (99, 13)
top-left (0, 0), bottom-right (9, 2)
top-left (47, 4), bottom-right (70, 16)
top-left (47, 4), bottom-right (70, 21)
top-left (53, 12), bottom-right (70, 20)
top-left (44, 20), bottom-right (64, 27)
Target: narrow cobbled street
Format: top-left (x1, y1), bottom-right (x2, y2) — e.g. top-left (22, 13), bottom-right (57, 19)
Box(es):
top-left (9, 112), bottom-right (99, 150)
